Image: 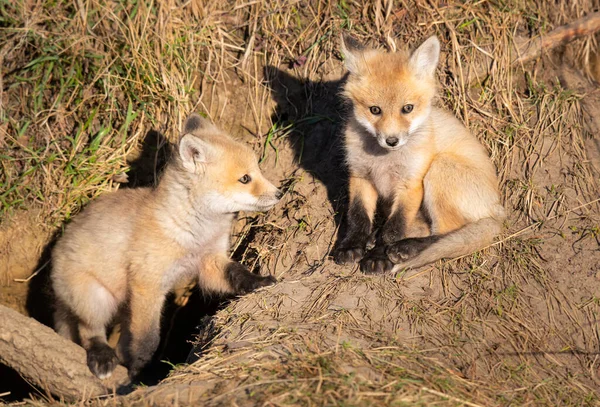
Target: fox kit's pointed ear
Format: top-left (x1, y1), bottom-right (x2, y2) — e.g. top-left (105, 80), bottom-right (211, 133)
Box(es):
top-left (179, 134), bottom-right (213, 174)
top-left (340, 34), bottom-right (365, 75)
top-left (409, 36), bottom-right (440, 78)
top-left (183, 113), bottom-right (216, 134)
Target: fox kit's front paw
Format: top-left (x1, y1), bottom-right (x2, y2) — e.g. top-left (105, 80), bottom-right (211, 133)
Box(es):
top-left (333, 246), bottom-right (365, 265)
top-left (237, 274), bottom-right (276, 294)
top-left (87, 338), bottom-right (119, 379)
top-left (359, 246), bottom-right (394, 274)
top-left (226, 262), bottom-right (276, 294)
top-left (243, 274), bottom-right (277, 293)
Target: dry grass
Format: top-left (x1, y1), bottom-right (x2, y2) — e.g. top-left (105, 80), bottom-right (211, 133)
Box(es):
top-left (2, 0), bottom-right (600, 406)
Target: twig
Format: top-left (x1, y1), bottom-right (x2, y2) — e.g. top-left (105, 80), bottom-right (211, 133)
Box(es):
top-left (240, 4), bottom-right (259, 72)
top-left (13, 260), bottom-right (50, 283)
top-left (514, 12), bottom-right (600, 66)
top-left (469, 12), bottom-right (600, 83)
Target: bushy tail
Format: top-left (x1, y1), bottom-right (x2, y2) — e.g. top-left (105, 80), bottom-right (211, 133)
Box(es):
top-left (392, 215), bottom-right (503, 271)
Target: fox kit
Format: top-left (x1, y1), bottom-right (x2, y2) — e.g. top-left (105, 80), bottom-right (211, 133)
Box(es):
top-left (334, 35), bottom-right (505, 273)
top-left (51, 114), bottom-right (281, 379)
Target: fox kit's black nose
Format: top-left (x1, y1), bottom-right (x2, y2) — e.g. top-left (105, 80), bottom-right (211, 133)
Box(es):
top-left (275, 190), bottom-right (283, 199)
top-left (386, 137), bottom-right (399, 147)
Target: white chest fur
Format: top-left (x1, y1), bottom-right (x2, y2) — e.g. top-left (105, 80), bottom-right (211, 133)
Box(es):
top-left (345, 130), bottom-right (430, 199)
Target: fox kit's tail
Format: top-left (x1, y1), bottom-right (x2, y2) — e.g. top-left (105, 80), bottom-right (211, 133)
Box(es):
top-left (387, 214), bottom-right (503, 271)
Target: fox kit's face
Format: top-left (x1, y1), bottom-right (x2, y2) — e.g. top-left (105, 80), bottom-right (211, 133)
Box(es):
top-left (178, 114), bottom-right (281, 213)
top-left (342, 35), bottom-right (440, 151)
top-left (209, 145), bottom-right (282, 213)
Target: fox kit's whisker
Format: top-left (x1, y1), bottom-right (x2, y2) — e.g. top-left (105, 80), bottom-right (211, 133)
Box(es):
top-left (334, 34), bottom-right (505, 273)
top-left (51, 113), bottom-right (280, 379)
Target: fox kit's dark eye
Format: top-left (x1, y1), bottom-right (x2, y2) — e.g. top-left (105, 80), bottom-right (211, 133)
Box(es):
top-left (239, 174), bottom-right (251, 184)
top-left (369, 106), bottom-right (382, 115)
top-left (402, 104), bottom-right (414, 114)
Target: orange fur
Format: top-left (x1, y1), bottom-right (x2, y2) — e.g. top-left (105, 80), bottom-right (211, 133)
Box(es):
top-left (348, 175), bottom-right (378, 221)
top-left (336, 35), bottom-right (505, 272)
top-left (51, 114), bottom-right (280, 378)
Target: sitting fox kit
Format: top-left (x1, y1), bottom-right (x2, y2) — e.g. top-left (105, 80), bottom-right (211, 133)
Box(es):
top-left (334, 35), bottom-right (505, 273)
top-left (51, 114), bottom-right (280, 379)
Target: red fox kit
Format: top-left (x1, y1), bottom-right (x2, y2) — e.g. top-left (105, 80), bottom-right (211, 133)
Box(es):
top-left (334, 35), bottom-right (505, 273)
top-left (51, 114), bottom-right (281, 379)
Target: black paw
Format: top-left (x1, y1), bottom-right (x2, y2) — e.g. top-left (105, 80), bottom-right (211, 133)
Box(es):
top-left (386, 237), bottom-right (436, 263)
top-left (238, 274), bottom-right (277, 294)
top-left (379, 209), bottom-right (407, 245)
top-left (333, 246), bottom-right (365, 264)
top-left (359, 246), bottom-right (394, 274)
top-left (87, 339), bottom-right (119, 379)
top-left (226, 262), bottom-right (276, 294)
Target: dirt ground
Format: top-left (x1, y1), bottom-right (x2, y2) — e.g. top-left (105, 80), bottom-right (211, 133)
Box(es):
top-left (1, 1), bottom-right (600, 406)
top-left (120, 58), bottom-right (600, 406)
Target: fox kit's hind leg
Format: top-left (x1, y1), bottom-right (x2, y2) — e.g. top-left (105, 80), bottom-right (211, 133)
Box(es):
top-left (334, 176), bottom-right (378, 264)
top-left (80, 321), bottom-right (119, 379)
top-left (54, 300), bottom-right (118, 376)
top-left (385, 197), bottom-right (460, 264)
top-left (360, 183), bottom-right (424, 274)
top-left (386, 157), bottom-right (503, 269)
top-left (80, 283), bottom-right (120, 379)
top-left (54, 274), bottom-right (120, 378)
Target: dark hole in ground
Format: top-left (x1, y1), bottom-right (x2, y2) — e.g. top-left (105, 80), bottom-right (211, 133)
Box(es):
top-left (123, 129), bottom-right (172, 189)
top-left (0, 363), bottom-right (41, 402)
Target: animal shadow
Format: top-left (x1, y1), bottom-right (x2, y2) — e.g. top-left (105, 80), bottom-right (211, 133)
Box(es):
top-left (123, 129), bottom-right (172, 188)
top-left (263, 66), bottom-right (351, 236)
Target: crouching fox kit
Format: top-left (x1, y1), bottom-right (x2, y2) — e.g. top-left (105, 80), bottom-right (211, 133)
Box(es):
top-left (51, 114), bottom-right (281, 379)
top-left (334, 35), bottom-right (505, 273)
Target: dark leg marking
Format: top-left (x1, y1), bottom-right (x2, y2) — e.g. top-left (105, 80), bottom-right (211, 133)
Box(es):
top-left (86, 337), bottom-right (119, 379)
top-left (386, 235), bottom-right (442, 264)
top-left (380, 203), bottom-right (407, 245)
top-left (226, 262), bottom-right (276, 294)
top-left (359, 245), bottom-right (394, 274)
top-left (334, 198), bottom-right (373, 264)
